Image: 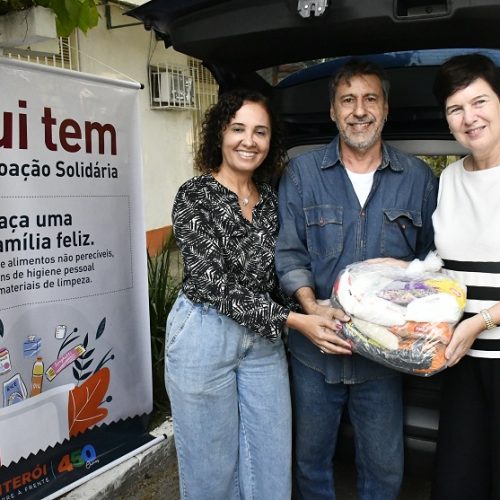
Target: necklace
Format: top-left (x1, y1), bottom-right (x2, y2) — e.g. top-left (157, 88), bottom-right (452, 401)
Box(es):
top-left (239, 184), bottom-right (256, 207)
top-left (212, 172), bottom-right (255, 206)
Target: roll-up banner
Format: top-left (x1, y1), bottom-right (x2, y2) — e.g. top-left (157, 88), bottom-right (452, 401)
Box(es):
top-left (0, 58), bottom-right (156, 499)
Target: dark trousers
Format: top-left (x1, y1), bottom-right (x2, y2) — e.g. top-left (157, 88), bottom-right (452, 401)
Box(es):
top-left (432, 356), bottom-right (500, 500)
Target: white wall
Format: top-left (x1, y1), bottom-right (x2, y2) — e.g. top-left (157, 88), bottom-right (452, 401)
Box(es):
top-left (77, 4), bottom-right (197, 230)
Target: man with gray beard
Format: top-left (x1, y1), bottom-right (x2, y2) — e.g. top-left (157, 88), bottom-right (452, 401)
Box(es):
top-left (275, 58), bottom-right (438, 500)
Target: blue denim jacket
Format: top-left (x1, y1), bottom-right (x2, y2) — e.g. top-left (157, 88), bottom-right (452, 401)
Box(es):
top-left (276, 136), bottom-right (438, 383)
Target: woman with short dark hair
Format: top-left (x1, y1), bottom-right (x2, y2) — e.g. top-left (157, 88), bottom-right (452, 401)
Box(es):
top-left (432, 53), bottom-right (500, 500)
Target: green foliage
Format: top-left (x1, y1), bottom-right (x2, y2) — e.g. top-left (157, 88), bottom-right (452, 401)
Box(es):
top-left (37, 0), bottom-right (99, 36)
top-left (147, 235), bottom-right (181, 413)
top-left (418, 155), bottom-right (461, 177)
top-left (0, 0), bottom-right (99, 36)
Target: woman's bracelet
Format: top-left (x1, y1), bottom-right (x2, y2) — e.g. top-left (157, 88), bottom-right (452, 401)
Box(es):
top-left (480, 309), bottom-right (496, 330)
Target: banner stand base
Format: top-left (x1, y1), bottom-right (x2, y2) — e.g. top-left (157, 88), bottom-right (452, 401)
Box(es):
top-left (0, 416), bottom-right (167, 500)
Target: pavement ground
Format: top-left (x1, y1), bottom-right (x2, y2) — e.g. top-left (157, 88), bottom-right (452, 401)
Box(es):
top-left (62, 416), bottom-right (431, 500)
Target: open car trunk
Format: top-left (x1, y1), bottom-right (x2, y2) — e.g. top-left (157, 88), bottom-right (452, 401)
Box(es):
top-left (129, 0), bottom-right (500, 147)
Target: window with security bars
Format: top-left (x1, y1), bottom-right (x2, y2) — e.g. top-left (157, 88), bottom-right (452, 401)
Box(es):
top-left (148, 60), bottom-right (218, 111)
top-left (3, 36), bottom-right (77, 70)
top-left (149, 58), bottom-right (219, 156)
top-left (149, 65), bottom-right (194, 109)
top-left (188, 58), bottom-right (219, 156)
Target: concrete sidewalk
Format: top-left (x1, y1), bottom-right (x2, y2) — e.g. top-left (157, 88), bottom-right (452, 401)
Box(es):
top-left (58, 418), bottom-right (431, 500)
top-left (61, 419), bottom-right (179, 500)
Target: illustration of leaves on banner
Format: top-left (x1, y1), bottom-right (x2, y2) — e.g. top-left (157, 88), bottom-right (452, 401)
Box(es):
top-left (93, 318), bottom-right (115, 373)
top-left (68, 367), bottom-right (110, 437)
top-left (57, 327), bottom-right (79, 358)
top-left (0, 319), bottom-right (3, 338)
top-left (96, 317), bottom-right (106, 339)
top-left (72, 318), bottom-right (113, 384)
top-left (73, 333), bottom-right (93, 381)
top-left (94, 348), bottom-right (115, 375)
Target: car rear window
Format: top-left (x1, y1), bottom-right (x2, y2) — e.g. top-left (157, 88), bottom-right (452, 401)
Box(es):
top-left (257, 48), bottom-right (500, 87)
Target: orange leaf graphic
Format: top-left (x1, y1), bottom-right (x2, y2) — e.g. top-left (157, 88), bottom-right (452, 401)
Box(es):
top-left (68, 367), bottom-right (110, 437)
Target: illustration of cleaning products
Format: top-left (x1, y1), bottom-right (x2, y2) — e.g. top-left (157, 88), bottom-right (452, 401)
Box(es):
top-left (0, 348), bottom-right (12, 375)
top-left (3, 373), bottom-right (28, 406)
top-left (23, 336), bottom-right (42, 358)
top-left (55, 325), bottom-right (67, 340)
top-left (30, 357), bottom-right (44, 397)
top-left (45, 344), bottom-right (86, 381)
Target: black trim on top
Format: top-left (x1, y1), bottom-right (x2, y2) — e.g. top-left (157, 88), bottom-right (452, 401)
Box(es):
top-left (466, 285), bottom-right (500, 302)
top-left (463, 312), bottom-right (500, 325)
top-left (472, 338), bottom-right (500, 352)
top-left (443, 259), bottom-right (500, 274)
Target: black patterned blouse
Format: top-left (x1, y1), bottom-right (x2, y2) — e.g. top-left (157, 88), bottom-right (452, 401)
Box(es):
top-left (172, 174), bottom-right (291, 341)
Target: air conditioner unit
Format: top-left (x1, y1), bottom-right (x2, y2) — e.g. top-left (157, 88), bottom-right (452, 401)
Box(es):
top-left (150, 69), bottom-right (194, 108)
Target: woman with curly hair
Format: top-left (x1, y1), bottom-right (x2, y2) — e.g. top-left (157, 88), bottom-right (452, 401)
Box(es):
top-left (165, 88), bottom-right (341, 500)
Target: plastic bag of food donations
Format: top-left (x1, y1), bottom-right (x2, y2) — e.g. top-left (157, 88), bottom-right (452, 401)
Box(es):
top-left (332, 252), bottom-right (466, 376)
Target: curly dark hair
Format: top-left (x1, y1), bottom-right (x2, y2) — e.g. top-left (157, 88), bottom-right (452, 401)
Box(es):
top-left (194, 88), bottom-right (287, 184)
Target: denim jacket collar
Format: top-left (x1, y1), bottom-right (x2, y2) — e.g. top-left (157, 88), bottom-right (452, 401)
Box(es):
top-left (320, 136), bottom-right (403, 172)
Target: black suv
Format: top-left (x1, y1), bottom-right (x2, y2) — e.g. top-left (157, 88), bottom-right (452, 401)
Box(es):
top-left (129, 0), bottom-right (500, 479)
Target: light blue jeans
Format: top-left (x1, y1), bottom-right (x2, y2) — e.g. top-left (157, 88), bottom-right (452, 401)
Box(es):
top-left (165, 293), bottom-right (292, 500)
top-left (291, 356), bottom-right (403, 500)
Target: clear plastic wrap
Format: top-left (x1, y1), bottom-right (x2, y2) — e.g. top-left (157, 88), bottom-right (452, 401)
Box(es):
top-left (332, 252), bottom-right (467, 376)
